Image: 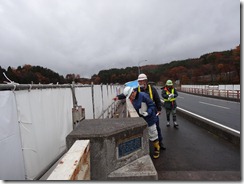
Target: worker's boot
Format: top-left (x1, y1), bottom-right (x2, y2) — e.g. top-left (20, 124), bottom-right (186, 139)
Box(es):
top-left (174, 121), bottom-right (179, 128)
top-left (153, 140), bottom-right (160, 159)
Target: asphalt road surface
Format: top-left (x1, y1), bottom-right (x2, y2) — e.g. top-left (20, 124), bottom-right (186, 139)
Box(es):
top-left (150, 107), bottom-right (240, 181)
top-left (176, 92), bottom-right (241, 131)
top-left (151, 88), bottom-right (241, 181)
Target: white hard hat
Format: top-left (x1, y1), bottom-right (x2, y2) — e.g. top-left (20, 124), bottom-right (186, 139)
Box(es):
top-left (138, 73), bottom-right (148, 81)
top-left (123, 86), bottom-right (134, 99)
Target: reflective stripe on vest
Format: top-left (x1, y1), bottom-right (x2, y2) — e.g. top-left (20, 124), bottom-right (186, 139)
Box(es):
top-left (164, 88), bottom-right (176, 102)
top-left (138, 84), bottom-right (153, 100)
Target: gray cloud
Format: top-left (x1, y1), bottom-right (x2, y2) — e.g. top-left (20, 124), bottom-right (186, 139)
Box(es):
top-left (0, 0), bottom-right (240, 78)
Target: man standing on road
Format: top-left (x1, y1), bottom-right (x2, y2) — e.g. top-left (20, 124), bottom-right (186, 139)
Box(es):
top-left (161, 79), bottom-right (179, 128)
top-left (137, 74), bottom-right (166, 150)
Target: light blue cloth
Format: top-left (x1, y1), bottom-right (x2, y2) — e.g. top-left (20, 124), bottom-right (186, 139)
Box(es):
top-left (125, 80), bottom-right (138, 89)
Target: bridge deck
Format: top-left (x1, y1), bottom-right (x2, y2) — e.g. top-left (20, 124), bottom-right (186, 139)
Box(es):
top-left (150, 111), bottom-right (241, 181)
top-left (115, 101), bottom-right (240, 181)
top-left (41, 100), bottom-right (240, 181)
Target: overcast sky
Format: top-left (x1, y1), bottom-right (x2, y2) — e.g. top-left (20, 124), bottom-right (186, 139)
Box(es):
top-left (0, 0), bottom-right (240, 78)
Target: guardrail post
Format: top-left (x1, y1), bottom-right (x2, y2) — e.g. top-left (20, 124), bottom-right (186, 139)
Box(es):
top-left (91, 83), bottom-right (95, 119)
top-left (237, 90), bottom-right (240, 99)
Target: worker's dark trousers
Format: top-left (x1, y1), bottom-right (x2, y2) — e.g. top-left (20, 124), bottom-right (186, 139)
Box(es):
top-left (166, 108), bottom-right (177, 122)
top-left (155, 116), bottom-right (163, 143)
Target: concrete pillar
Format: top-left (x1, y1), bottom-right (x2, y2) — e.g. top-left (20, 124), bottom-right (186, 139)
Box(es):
top-left (66, 117), bottom-right (157, 180)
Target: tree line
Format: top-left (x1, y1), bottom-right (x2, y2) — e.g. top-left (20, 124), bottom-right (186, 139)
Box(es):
top-left (92, 45), bottom-right (240, 85)
top-left (0, 45), bottom-right (240, 85)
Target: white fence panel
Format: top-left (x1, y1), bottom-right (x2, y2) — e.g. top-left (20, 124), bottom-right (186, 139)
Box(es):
top-left (234, 85), bottom-right (240, 90)
top-left (0, 91), bottom-right (25, 180)
top-left (93, 85), bottom-right (103, 119)
top-left (15, 88), bottom-right (73, 180)
top-left (75, 87), bottom-right (93, 119)
top-left (102, 85), bottom-right (112, 118)
top-left (0, 84), bottom-right (123, 180)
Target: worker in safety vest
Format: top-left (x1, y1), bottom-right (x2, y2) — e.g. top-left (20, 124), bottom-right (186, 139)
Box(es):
top-left (161, 79), bottom-right (179, 128)
top-left (123, 86), bottom-right (161, 159)
top-left (137, 73), bottom-right (166, 150)
top-left (113, 74), bottom-right (166, 150)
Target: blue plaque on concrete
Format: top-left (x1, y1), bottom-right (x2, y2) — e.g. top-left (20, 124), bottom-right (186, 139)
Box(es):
top-left (118, 137), bottom-right (142, 158)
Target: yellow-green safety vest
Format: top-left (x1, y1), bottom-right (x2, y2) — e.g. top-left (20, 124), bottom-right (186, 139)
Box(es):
top-left (138, 84), bottom-right (153, 100)
top-left (164, 88), bottom-right (176, 102)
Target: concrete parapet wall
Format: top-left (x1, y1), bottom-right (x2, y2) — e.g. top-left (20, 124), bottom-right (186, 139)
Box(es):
top-left (108, 155), bottom-right (158, 180)
top-left (66, 118), bottom-right (157, 180)
top-left (47, 140), bottom-right (90, 180)
top-left (126, 99), bottom-right (139, 117)
top-left (177, 107), bottom-right (240, 146)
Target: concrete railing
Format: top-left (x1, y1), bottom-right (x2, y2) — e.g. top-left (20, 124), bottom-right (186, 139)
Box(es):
top-left (125, 99), bottom-right (139, 118)
top-left (47, 140), bottom-right (90, 180)
top-left (65, 118), bottom-right (157, 180)
top-left (46, 91), bottom-right (158, 181)
top-left (177, 107), bottom-right (240, 146)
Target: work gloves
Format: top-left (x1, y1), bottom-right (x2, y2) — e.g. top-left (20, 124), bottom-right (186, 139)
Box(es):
top-left (139, 108), bottom-right (148, 117)
top-left (141, 112), bottom-right (148, 117)
top-left (168, 94), bottom-right (174, 100)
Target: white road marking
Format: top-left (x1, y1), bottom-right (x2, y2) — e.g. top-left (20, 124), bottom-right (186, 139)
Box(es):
top-left (199, 101), bottom-right (230, 109)
top-left (177, 107), bottom-right (240, 135)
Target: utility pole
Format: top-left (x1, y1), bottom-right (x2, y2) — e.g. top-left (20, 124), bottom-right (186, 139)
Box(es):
top-left (138, 60), bottom-right (147, 75)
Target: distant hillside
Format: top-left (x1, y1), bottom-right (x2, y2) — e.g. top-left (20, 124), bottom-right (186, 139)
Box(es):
top-left (91, 45), bottom-right (240, 85)
top-left (0, 65), bottom-right (90, 84)
top-left (0, 45), bottom-right (240, 85)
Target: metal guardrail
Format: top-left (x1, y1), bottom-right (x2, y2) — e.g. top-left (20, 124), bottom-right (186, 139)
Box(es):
top-left (97, 101), bottom-right (119, 119)
top-left (0, 82), bottom-right (122, 120)
top-left (0, 83), bottom-right (91, 90)
top-left (180, 88), bottom-right (240, 100)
